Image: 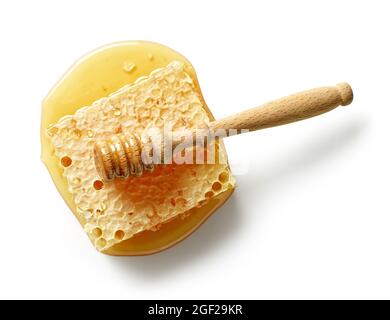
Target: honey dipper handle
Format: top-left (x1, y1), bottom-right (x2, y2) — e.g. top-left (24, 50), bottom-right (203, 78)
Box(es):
top-left (208, 83), bottom-right (353, 134)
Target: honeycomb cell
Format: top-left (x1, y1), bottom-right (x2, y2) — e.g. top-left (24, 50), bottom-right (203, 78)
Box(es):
top-left (92, 227), bottom-right (102, 238)
top-left (212, 182), bottom-right (222, 192)
top-left (60, 156), bottom-right (72, 167)
top-left (218, 171), bottom-right (229, 183)
top-left (97, 238), bottom-right (107, 248)
top-left (115, 230), bottom-right (125, 241)
top-left (205, 191), bottom-right (214, 198)
top-left (93, 180), bottom-right (104, 190)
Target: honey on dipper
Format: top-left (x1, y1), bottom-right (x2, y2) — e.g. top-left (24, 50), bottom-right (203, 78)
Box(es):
top-left (41, 41), bottom-right (353, 255)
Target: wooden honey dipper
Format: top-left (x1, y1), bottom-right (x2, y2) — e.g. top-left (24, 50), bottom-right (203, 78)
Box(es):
top-left (94, 83), bottom-right (353, 181)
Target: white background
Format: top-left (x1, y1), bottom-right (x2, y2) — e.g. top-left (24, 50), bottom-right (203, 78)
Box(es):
top-left (0, 0), bottom-right (389, 299)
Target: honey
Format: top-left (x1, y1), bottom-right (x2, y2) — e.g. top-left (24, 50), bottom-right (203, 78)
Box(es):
top-left (41, 41), bottom-right (235, 255)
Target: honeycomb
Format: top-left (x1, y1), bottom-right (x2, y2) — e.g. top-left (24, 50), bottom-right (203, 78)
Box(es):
top-left (47, 61), bottom-right (235, 251)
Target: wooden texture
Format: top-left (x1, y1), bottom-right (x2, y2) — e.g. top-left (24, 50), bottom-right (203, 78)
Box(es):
top-left (208, 83), bottom-right (353, 134)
